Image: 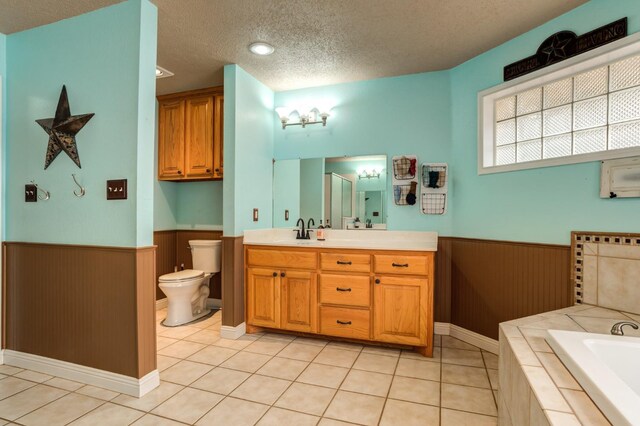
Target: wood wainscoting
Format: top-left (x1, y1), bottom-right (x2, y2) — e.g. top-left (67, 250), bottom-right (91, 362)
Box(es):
top-left (3, 242), bottom-right (156, 379)
top-left (153, 230), bottom-right (223, 300)
top-left (435, 237), bottom-right (572, 340)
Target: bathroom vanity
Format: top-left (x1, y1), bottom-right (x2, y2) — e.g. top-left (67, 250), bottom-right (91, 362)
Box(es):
top-left (243, 229), bottom-right (437, 356)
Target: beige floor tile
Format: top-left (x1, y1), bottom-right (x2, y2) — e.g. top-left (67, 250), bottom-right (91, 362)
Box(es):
top-left (187, 345), bottom-right (238, 366)
top-left (230, 374), bottom-right (291, 405)
top-left (157, 325), bottom-right (200, 340)
top-left (0, 365), bottom-right (24, 375)
top-left (433, 334), bottom-right (442, 347)
top-left (76, 385), bottom-right (119, 401)
top-left (400, 346), bottom-right (441, 362)
top-left (277, 342), bottom-right (323, 361)
top-left (18, 392), bottom-right (102, 426)
top-left (340, 370), bottom-right (392, 397)
top-left (161, 360), bottom-right (212, 385)
top-left (313, 347), bottom-right (359, 368)
top-left (131, 414), bottom-right (185, 425)
top-left (380, 398), bottom-right (440, 426)
top-left (326, 341), bottom-right (364, 352)
top-left (0, 376), bottom-right (37, 399)
top-left (296, 363), bottom-right (349, 388)
top-left (275, 382), bottom-right (336, 416)
top-left (191, 367), bottom-right (250, 395)
top-left (442, 336), bottom-right (481, 351)
top-left (220, 351), bottom-right (271, 373)
top-left (156, 336), bottom-right (179, 351)
top-left (151, 387), bottom-right (224, 424)
top-left (69, 402), bottom-right (145, 426)
top-left (184, 329), bottom-right (221, 345)
top-left (157, 355), bottom-right (181, 372)
top-left (244, 339), bottom-right (289, 356)
top-left (156, 308), bottom-right (167, 320)
top-left (14, 370), bottom-right (53, 384)
top-left (482, 351), bottom-right (499, 369)
top-left (324, 390), bottom-right (385, 426)
top-left (257, 357), bottom-right (309, 380)
top-left (261, 333), bottom-right (296, 342)
top-left (213, 336), bottom-right (256, 350)
top-left (44, 377), bottom-right (83, 392)
top-left (361, 346), bottom-right (400, 357)
top-left (0, 385), bottom-right (68, 421)
top-left (441, 383), bottom-right (497, 416)
top-left (388, 376), bottom-right (440, 406)
top-left (318, 419), bottom-right (353, 426)
top-left (487, 369), bottom-right (498, 390)
top-left (190, 315), bottom-right (222, 329)
top-left (158, 340), bottom-right (206, 359)
top-left (441, 348), bottom-right (485, 367)
top-left (395, 358), bottom-right (440, 381)
top-left (257, 407), bottom-right (319, 426)
top-left (112, 381), bottom-right (183, 412)
top-left (352, 353), bottom-right (398, 374)
top-left (441, 408), bottom-right (497, 425)
top-left (293, 336), bottom-right (328, 347)
top-left (196, 396), bottom-right (269, 426)
top-left (442, 364), bottom-right (490, 388)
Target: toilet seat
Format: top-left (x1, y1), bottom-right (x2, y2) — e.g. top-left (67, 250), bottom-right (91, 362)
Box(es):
top-left (159, 269), bottom-right (204, 287)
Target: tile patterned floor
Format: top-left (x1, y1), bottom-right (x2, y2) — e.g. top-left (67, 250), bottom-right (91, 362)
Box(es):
top-left (0, 309), bottom-right (498, 425)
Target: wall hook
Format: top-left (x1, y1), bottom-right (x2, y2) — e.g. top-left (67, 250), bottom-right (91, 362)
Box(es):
top-left (30, 180), bottom-right (50, 201)
top-left (72, 174), bottom-right (86, 197)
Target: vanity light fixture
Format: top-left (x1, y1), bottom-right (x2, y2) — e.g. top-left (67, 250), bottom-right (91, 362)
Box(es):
top-left (358, 169), bottom-right (381, 180)
top-left (249, 42), bottom-right (275, 56)
top-left (156, 66), bottom-right (174, 79)
top-left (275, 106), bottom-right (331, 129)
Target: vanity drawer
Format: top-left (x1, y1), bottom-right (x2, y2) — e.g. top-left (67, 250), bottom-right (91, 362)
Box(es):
top-left (373, 254), bottom-right (429, 275)
top-left (246, 248), bottom-right (317, 270)
top-left (320, 274), bottom-right (370, 307)
top-left (320, 252), bottom-right (371, 273)
top-left (320, 306), bottom-right (370, 340)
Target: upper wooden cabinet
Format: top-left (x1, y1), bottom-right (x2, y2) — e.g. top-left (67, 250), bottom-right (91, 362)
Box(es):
top-left (157, 87), bottom-right (223, 181)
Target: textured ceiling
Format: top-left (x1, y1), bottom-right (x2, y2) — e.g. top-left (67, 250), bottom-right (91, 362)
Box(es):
top-left (0, 0), bottom-right (588, 94)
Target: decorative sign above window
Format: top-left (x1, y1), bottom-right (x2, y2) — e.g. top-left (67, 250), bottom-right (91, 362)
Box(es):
top-left (504, 18), bottom-right (627, 81)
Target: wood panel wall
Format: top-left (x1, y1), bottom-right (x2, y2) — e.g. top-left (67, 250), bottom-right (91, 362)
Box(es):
top-left (153, 230), bottom-right (223, 300)
top-left (3, 242), bottom-right (156, 378)
top-left (222, 236), bottom-right (244, 327)
top-left (435, 237), bottom-right (572, 340)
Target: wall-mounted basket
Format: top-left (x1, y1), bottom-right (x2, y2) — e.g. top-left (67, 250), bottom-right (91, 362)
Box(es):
top-left (421, 162), bottom-right (448, 215)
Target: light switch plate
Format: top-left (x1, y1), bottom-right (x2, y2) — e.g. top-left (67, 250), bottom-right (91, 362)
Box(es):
top-left (25, 184), bottom-right (37, 202)
top-left (107, 179), bottom-right (127, 200)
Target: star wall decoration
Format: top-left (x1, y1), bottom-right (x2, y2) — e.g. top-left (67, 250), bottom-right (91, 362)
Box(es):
top-left (36, 85), bottom-right (94, 169)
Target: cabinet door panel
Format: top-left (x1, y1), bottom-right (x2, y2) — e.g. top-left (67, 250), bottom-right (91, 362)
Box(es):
top-left (158, 100), bottom-right (185, 179)
top-left (185, 96), bottom-right (214, 178)
top-left (373, 275), bottom-right (429, 345)
top-left (281, 270), bottom-right (317, 333)
top-left (247, 267), bottom-right (280, 328)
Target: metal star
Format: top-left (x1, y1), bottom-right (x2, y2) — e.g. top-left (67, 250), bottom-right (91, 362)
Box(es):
top-left (36, 85), bottom-right (94, 169)
top-left (540, 34), bottom-right (573, 63)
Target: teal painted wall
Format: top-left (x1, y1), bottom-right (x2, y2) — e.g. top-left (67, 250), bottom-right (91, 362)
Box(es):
top-left (300, 158), bottom-right (324, 222)
top-left (5, 0), bottom-right (157, 247)
top-left (223, 65), bottom-right (274, 235)
top-left (1, 33), bottom-right (5, 240)
top-left (176, 181), bottom-right (223, 230)
top-left (450, 0), bottom-right (640, 244)
top-left (273, 159), bottom-right (300, 228)
top-left (274, 72), bottom-right (453, 234)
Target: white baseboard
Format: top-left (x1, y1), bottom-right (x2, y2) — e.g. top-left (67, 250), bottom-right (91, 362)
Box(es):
top-left (434, 322), bottom-right (451, 335)
top-left (220, 322), bottom-right (246, 340)
top-left (2, 350), bottom-right (159, 397)
top-left (156, 298), bottom-right (168, 310)
top-left (449, 324), bottom-right (499, 354)
top-left (0, 350), bottom-right (4, 365)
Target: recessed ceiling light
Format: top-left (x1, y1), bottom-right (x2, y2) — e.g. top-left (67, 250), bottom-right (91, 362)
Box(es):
top-left (156, 66), bottom-right (174, 79)
top-left (249, 42), bottom-right (275, 56)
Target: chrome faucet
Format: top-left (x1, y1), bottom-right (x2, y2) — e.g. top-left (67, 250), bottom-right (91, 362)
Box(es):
top-left (295, 218), bottom-right (307, 240)
top-left (611, 321), bottom-right (639, 336)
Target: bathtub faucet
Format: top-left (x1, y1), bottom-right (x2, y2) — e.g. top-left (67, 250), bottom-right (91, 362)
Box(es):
top-left (610, 321), bottom-right (639, 336)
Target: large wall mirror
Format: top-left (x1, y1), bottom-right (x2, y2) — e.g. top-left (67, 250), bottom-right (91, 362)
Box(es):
top-left (273, 155), bottom-right (387, 230)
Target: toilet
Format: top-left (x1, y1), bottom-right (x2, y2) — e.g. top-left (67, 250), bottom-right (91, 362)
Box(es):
top-left (159, 239), bottom-right (222, 326)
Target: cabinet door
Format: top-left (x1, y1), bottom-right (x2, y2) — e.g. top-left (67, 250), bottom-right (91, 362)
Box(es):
top-left (158, 100), bottom-right (185, 179)
top-left (247, 267), bottom-right (280, 328)
top-left (185, 96), bottom-right (214, 178)
top-left (213, 95), bottom-right (224, 178)
top-left (281, 270), bottom-right (317, 333)
top-left (373, 275), bottom-right (430, 346)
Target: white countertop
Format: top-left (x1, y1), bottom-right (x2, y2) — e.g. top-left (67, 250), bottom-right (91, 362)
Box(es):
top-left (243, 228), bottom-right (438, 251)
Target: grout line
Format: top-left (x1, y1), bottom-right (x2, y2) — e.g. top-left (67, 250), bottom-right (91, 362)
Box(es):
top-left (376, 344), bottom-right (401, 426)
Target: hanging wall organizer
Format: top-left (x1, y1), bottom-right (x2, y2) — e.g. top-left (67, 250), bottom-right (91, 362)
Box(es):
top-left (421, 162), bottom-right (448, 215)
top-left (392, 155), bottom-right (418, 206)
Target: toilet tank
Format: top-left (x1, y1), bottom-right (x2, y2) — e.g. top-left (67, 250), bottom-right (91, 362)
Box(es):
top-left (189, 240), bottom-right (222, 273)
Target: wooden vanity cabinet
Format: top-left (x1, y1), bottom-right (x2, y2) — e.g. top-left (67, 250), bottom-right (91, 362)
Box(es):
top-left (245, 245), bottom-right (435, 356)
top-left (157, 86), bottom-right (223, 181)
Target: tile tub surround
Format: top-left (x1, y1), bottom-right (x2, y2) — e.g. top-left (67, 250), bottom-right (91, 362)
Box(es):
top-left (243, 228), bottom-right (438, 251)
top-left (498, 304), bottom-right (640, 425)
top-left (0, 308), bottom-right (500, 425)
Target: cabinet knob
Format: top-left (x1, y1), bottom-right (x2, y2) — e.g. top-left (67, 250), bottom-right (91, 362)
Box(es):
top-left (280, 272), bottom-right (286, 278)
top-left (215, 168), bottom-right (220, 173)
top-left (272, 272), bottom-right (277, 277)
top-left (206, 168), bottom-right (211, 173)
top-left (177, 170), bottom-right (182, 175)
top-left (375, 278), bottom-right (380, 284)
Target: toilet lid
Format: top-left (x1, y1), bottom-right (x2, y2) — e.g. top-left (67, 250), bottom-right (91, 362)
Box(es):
top-left (159, 269), bottom-right (204, 282)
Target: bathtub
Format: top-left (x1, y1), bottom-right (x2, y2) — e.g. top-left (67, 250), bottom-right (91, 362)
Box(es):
top-left (547, 329), bottom-right (640, 426)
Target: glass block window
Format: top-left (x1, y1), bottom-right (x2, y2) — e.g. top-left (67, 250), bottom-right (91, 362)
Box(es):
top-left (479, 38), bottom-right (640, 174)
